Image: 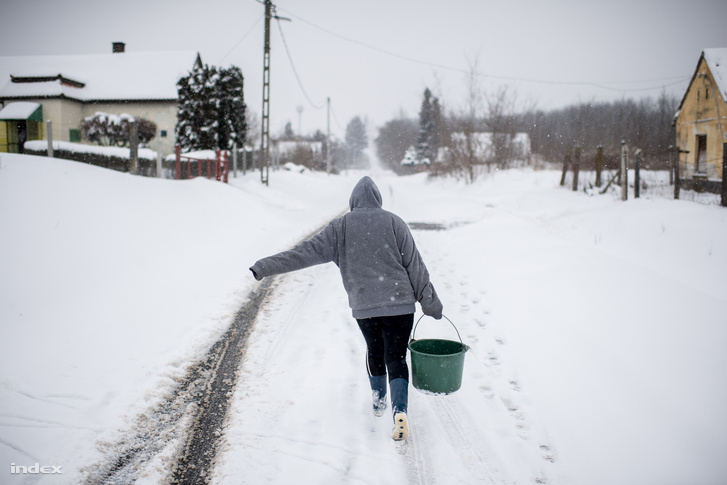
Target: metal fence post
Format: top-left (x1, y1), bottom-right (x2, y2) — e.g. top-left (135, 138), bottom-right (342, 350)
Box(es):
top-left (46, 120), bottom-right (53, 158)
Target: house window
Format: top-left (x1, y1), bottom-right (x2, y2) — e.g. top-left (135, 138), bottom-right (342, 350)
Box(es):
top-left (69, 129), bottom-right (81, 142)
top-left (160, 130), bottom-right (167, 138)
top-left (696, 134), bottom-right (707, 174)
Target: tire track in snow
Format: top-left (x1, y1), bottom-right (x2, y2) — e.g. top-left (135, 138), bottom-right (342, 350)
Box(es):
top-left (82, 278), bottom-right (276, 485)
top-left (399, 415), bottom-right (436, 485)
top-left (430, 397), bottom-right (503, 484)
top-left (170, 278), bottom-right (276, 484)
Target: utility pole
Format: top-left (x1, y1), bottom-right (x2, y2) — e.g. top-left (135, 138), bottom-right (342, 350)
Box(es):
top-left (258, 0), bottom-right (290, 185)
top-left (260, 0), bottom-right (272, 186)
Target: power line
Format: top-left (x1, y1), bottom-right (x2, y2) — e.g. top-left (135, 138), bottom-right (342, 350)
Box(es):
top-left (275, 17), bottom-right (326, 110)
top-left (276, 6), bottom-right (467, 74)
top-left (276, 5), bottom-right (691, 94)
top-left (219, 13), bottom-right (264, 64)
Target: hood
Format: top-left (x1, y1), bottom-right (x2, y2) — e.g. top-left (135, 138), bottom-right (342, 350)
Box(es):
top-left (349, 176), bottom-right (383, 211)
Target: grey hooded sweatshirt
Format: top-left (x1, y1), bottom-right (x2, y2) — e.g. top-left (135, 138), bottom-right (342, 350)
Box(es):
top-left (250, 176), bottom-right (443, 320)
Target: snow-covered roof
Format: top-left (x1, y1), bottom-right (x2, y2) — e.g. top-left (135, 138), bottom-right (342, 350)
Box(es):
top-left (0, 51), bottom-right (200, 101)
top-left (0, 101), bottom-right (41, 120)
top-left (703, 48), bottom-right (727, 100)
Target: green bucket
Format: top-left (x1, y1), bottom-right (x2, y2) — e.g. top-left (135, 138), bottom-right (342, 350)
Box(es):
top-left (408, 315), bottom-right (468, 394)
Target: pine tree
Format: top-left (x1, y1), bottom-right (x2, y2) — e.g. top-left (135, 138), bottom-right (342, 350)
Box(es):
top-left (176, 63), bottom-right (247, 151)
top-left (217, 66), bottom-right (247, 150)
top-left (416, 88), bottom-right (440, 164)
top-left (431, 96), bottom-right (443, 161)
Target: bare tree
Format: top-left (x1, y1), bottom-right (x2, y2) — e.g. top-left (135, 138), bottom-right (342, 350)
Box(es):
top-left (442, 54), bottom-right (486, 183)
top-left (485, 85), bottom-right (519, 169)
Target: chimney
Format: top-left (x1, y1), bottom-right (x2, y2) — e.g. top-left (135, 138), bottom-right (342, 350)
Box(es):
top-left (112, 42), bottom-right (125, 54)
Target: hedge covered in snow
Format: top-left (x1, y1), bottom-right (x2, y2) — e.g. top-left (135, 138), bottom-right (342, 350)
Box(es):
top-left (25, 140), bottom-right (158, 175)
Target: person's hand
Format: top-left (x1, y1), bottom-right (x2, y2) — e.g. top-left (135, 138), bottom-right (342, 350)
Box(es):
top-left (423, 302), bottom-right (443, 320)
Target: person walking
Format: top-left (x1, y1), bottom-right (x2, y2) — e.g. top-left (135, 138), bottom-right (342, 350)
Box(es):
top-left (249, 176), bottom-right (443, 440)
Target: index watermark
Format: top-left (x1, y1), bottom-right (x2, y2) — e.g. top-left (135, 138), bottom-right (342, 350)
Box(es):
top-left (10, 463), bottom-right (63, 474)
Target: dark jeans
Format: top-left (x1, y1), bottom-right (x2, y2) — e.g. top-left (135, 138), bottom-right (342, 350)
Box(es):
top-left (357, 314), bottom-right (414, 382)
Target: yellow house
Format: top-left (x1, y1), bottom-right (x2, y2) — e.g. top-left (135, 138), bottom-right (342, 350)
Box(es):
top-left (674, 48), bottom-right (727, 183)
top-left (0, 43), bottom-right (201, 157)
top-left (0, 102), bottom-right (44, 152)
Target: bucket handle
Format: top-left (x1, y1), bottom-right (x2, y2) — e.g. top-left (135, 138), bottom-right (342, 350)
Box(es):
top-left (411, 314), bottom-right (464, 347)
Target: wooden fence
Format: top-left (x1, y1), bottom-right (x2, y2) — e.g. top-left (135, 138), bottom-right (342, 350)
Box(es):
top-left (560, 143), bottom-right (726, 207)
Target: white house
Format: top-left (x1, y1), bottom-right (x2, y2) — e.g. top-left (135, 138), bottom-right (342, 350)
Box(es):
top-left (0, 43), bottom-right (201, 156)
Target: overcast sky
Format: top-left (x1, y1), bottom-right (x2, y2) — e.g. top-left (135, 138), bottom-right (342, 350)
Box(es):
top-left (2, 0), bottom-right (726, 140)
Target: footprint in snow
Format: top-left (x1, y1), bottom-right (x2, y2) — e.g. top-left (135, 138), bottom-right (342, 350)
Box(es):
top-left (540, 444), bottom-right (556, 463)
top-left (479, 385), bottom-right (495, 399)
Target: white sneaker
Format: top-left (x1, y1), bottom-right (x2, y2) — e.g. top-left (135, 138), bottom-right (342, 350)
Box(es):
top-left (392, 412), bottom-right (409, 440)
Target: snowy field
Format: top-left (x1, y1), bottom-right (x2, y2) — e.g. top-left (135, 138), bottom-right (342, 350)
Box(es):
top-left (1, 153), bottom-right (725, 484)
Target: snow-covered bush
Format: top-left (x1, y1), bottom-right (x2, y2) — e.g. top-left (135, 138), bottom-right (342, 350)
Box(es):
top-left (81, 112), bottom-right (157, 147)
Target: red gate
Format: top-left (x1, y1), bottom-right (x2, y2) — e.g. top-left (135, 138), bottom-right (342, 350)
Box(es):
top-left (174, 144), bottom-right (229, 183)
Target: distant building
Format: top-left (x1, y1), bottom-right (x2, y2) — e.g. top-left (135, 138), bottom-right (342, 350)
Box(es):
top-left (674, 48), bottom-right (727, 182)
top-left (0, 43), bottom-right (201, 156)
top-left (400, 145), bottom-right (430, 173)
top-left (439, 132), bottom-right (531, 164)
